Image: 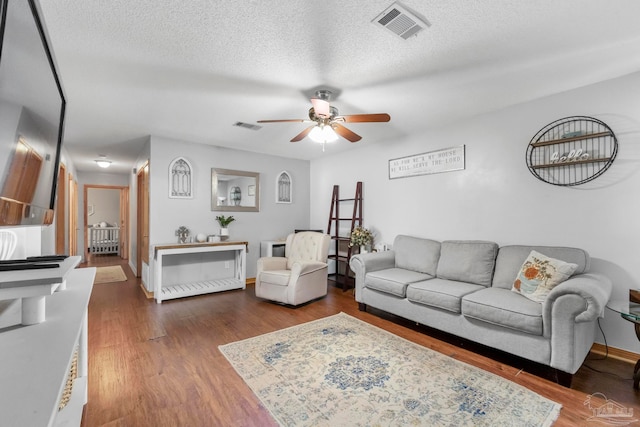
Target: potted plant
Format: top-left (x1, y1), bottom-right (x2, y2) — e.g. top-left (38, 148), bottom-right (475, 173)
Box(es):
top-left (349, 225), bottom-right (373, 253)
top-left (215, 215), bottom-right (235, 236)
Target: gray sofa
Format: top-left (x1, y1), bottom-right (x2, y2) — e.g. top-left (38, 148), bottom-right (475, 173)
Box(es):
top-left (349, 235), bottom-right (612, 385)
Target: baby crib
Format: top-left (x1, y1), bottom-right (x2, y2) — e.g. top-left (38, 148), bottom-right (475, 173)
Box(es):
top-left (89, 226), bottom-right (120, 255)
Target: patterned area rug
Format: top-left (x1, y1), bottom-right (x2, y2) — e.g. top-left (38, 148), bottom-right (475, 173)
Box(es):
top-left (94, 265), bottom-right (127, 284)
top-left (219, 313), bottom-right (561, 426)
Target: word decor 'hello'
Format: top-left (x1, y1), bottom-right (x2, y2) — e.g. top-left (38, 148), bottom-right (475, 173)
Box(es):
top-left (550, 148), bottom-right (590, 164)
top-left (389, 145), bottom-right (465, 180)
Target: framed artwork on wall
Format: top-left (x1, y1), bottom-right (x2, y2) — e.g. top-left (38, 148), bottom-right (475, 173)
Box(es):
top-left (276, 171), bottom-right (292, 204)
top-left (169, 156), bottom-right (193, 199)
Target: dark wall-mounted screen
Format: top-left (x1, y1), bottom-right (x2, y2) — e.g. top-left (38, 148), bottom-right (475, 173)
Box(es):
top-left (0, 0), bottom-right (66, 226)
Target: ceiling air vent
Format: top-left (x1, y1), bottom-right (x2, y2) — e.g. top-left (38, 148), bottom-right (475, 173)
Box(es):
top-left (233, 122), bottom-right (262, 131)
top-left (373, 2), bottom-right (430, 40)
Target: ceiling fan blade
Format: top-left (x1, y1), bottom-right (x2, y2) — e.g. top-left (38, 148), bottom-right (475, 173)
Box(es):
top-left (340, 113), bottom-right (391, 123)
top-left (333, 124), bottom-right (362, 143)
top-left (257, 119), bottom-right (306, 123)
top-left (310, 98), bottom-right (331, 117)
top-left (290, 125), bottom-right (315, 142)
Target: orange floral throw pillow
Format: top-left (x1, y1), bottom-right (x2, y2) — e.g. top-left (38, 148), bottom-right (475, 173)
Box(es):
top-left (512, 250), bottom-right (578, 303)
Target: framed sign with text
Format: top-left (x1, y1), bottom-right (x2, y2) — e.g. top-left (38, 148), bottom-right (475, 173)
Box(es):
top-left (389, 145), bottom-right (465, 179)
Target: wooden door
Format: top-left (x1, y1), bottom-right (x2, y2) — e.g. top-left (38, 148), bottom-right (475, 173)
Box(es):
top-left (2, 137), bottom-right (42, 204)
top-left (69, 174), bottom-right (78, 256)
top-left (136, 162), bottom-right (149, 277)
top-left (120, 187), bottom-right (129, 259)
top-left (55, 163), bottom-right (66, 254)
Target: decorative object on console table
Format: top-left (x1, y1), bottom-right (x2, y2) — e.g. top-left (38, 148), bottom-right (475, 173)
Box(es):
top-left (175, 226), bottom-right (190, 243)
top-left (526, 116), bottom-right (618, 186)
top-left (215, 215), bottom-right (235, 237)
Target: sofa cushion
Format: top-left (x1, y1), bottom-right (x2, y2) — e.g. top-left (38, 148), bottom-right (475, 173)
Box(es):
top-left (461, 288), bottom-right (543, 336)
top-left (511, 250), bottom-right (578, 303)
top-left (436, 240), bottom-right (499, 287)
top-left (407, 278), bottom-right (485, 313)
top-left (365, 268), bottom-right (433, 297)
top-left (492, 245), bottom-right (589, 290)
top-left (393, 235), bottom-right (441, 275)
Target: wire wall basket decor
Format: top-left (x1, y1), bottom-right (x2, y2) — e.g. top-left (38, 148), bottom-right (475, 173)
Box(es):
top-left (526, 116), bottom-right (618, 186)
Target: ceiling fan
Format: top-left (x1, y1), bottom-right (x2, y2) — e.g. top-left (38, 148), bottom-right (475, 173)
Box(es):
top-left (257, 90), bottom-right (390, 143)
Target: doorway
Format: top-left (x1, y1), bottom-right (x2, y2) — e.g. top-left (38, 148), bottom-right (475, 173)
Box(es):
top-left (84, 185), bottom-right (129, 260)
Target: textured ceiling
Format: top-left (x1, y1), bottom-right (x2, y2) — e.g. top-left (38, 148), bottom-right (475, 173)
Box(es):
top-left (37, 0), bottom-right (640, 173)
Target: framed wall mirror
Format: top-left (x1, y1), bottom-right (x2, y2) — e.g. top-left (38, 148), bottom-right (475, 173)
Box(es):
top-left (211, 168), bottom-right (260, 212)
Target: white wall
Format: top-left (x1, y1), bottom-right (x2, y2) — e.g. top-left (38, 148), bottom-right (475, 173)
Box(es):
top-left (87, 188), bottom-right (120, 226)
top-left (148, 136), bottom-right (311, 277)
top-left (310, 71), bottom-right (640, 354)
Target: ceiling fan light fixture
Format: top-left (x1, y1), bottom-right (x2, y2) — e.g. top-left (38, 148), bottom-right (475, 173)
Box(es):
top-left (309, 125), bottom-right (338, 143)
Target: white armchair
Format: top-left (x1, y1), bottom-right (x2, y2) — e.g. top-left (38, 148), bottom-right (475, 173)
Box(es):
top-left (256, 231), bottom-right (330, 306)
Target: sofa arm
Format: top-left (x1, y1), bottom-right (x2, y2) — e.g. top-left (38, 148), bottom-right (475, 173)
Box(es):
top-left (543, 273), bottom-right (612, 325)
top-left (349, 251), bottom-right (396, 301)
top-left (543, 273), bottom-right (612, 373)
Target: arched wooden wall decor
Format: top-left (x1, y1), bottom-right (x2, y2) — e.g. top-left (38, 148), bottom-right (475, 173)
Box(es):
top-left (526, 116), bottom-right (618, 186)
top-left (169, 157), bottom-right (193, 198)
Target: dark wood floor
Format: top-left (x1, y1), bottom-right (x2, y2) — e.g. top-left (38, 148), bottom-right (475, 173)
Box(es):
top-left (81, 255), bottom-right (640, 426)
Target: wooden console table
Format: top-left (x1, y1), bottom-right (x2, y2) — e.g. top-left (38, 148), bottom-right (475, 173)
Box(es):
top-left (153, 241), bottom-right (247, 303)
top-left (0, 265), bottom-right (95, 427)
